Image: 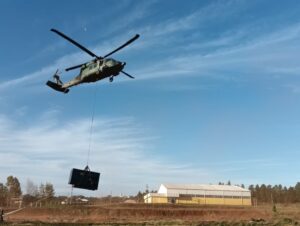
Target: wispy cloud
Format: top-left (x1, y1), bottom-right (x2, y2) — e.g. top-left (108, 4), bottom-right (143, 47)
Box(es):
top-left (134, 21), bottom-right (300, 85)
top-left (0, 111), bottom-right (212, 195)
top-left (136, 0), bottom-right (248, 38)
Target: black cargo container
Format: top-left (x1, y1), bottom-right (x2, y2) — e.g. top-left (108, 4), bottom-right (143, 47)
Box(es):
top-left (69, 168), bottom-right (100, 190)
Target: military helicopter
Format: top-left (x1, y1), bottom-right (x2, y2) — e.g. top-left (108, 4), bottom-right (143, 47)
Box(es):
top-left (46, 29), bottom-right (140, 93)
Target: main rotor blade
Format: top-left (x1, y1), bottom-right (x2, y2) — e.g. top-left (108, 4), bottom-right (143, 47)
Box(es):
top-left (103, 34), bottom-right (140, 58)
top-left (51, 28), bottom-right (101, 59)
top-left (121, 70), bottom-right (135, 79)
top-left (65, 63), bottom-right (85, 71)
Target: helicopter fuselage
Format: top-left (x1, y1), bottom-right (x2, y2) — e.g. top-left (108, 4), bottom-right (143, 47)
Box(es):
top-left (62, 58), bottom-right (125, 88)
top-left (80, 58), bottom-right (125, 82)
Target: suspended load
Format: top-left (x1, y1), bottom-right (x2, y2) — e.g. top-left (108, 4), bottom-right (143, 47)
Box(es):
top-left (69, 166), bottom-right (100, 191)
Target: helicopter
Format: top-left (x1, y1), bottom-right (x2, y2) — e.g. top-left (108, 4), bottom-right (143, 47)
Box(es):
top-left (46, 29), bottom-right (140, 93)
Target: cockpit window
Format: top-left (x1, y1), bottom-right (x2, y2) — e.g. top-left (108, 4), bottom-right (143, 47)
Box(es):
top-left (88, 63), bottom-right (97, 69)
top-left (106, 59), bottom-right (116, 66)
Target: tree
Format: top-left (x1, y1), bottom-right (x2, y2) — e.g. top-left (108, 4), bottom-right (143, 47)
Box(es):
top-left (260, 184), bottom-right (268, 203)
top-left (45, 183), bottom-right (55, 198)
top-left (26, 179), bottom-right (38, 196)
top-left (0, 183), bottom-right (8, 206)
top-left (295, 182), bottom-right (300, 202)
top-left (227, 180), bottom-right (231, 185)
top-left (39, 183), bottom-right (45, 197)
top-left (255, 184), bottom-right (260, 201)
top-left (136, 191), bottom-right (144, 203)
top-left (248, 185), bottom-right (254, 191)
top-left (287, 187), bottom-right (296, 203)
top-left (6, 176), bottom-right (22, 198)
top-left (283, 186), bottom-right (288, 203)
top-left (38, 182), bottom-right (55, 198)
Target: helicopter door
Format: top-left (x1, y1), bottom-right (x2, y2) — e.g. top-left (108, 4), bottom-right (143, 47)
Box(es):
top-left (82, 63), bottom-right (96, 76)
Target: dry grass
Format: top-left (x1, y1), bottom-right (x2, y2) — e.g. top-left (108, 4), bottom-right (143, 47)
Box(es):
top-left (3, 203), bottom-right (300, 225)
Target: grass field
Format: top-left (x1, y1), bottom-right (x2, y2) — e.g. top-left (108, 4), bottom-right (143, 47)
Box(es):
top-left (2, 203), bottom-right (300, 225)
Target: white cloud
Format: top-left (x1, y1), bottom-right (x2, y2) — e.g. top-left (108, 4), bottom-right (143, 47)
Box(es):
top-left (134, 21), bottom-right (300, 84)
top-left (0, 112), bottom-right (212, 196)
top-left (137, 0), bottom-right (247, 38)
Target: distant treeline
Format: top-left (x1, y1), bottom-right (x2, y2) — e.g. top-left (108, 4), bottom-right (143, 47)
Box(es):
top-left (218, 181), bottom-right (300, 204)
top-left (248, 183), bottom-right (300, 204)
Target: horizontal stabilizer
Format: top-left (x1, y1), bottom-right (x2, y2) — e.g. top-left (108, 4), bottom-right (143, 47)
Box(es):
top-left (46, 81), bottom-right (69, 93)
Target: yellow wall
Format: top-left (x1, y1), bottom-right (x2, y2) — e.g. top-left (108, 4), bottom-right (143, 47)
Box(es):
top-left (152, 197), bottom-right (168, 203)
top-left (146, 195), bottom-right (251, 206)
top-left (177, 197), bottom-right (251, 206)
top-left (178, 197), bottom-right (251, 206)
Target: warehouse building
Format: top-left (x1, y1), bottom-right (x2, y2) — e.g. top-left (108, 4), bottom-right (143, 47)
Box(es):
top-left (144, 184), bottom-right (251, 206)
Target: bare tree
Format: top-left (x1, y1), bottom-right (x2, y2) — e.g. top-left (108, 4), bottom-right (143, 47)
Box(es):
top-left (39, 183), bottom-right (46, 198)
top-left (45, 182), bottom-right (55, 198)
top-left (26, 179), bottom-right (38, 196)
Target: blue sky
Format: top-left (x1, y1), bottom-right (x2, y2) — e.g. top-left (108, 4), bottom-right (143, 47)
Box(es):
top-left (1, 0), bottom-right (300, 196)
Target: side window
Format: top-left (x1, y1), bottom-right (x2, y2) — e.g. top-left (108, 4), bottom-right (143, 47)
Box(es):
top-left (88, 63), bottom-right (96, 70)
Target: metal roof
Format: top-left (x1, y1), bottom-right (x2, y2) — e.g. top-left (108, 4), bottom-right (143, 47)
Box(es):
top-left (162, 184), bottom-right (249, 192)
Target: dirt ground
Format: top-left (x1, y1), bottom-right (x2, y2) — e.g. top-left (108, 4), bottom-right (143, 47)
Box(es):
top-left (3, 203), bottom-right (300, 225)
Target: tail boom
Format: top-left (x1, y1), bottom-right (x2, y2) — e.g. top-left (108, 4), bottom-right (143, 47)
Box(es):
top-left (46, 81), bottom-right (69, 93)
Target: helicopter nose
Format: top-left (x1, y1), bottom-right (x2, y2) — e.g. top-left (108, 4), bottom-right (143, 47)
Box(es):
top-left (113, 61), bottom-right (125, 72)
top-left (119, 62), bottom-right (126, 70)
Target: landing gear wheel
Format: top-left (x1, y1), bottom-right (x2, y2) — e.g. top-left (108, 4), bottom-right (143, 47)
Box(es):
top-left (109, 76), bottom-right (114, 82)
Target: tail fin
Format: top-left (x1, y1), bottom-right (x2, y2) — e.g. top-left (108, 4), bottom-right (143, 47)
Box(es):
top-left (46, 70), bottom-right (69, 93)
